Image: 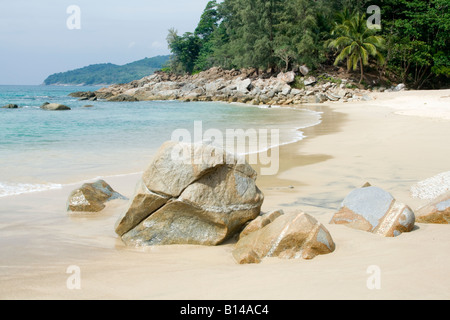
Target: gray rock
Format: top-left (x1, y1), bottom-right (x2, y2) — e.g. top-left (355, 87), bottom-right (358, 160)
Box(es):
top-left (299, 65), bottom-right (309, 76)
top-left (1, 104), bottom-right (19, 109)
top-left (67, 180), bottom-right (126, 213)
top-left (326, 93), bottom-right (340, 101)
top-left (235, 78), bottom-right (252, 93)
top-left (304, 76), bottom-right (317, 86)
top-left (107, 94), bottom-right (138, 102)
top-left (277, 71), bottom-right (296, 84)
top-left (233, 211), bottom-right (335, 264)
top-left (416, 191), bottom-right (450, 224)
top-left (117, 141), bottom-right (264, 246)
top-left (69, 91), bottom-right (96, 99)
top-left (115, 180), bottom-right (169, 236)
top-left (290, 88), bottom-right (303, 96)
top-left (330, 185), bottom-right (415, 237)
top-left (280, 84), bottom-right (292, 96)
top-left (41, 103), bottom-right (71, 111)
top-left (239, 209), bottom-right (284, 239)
top-left (205, 79), bottom-right (226, 94)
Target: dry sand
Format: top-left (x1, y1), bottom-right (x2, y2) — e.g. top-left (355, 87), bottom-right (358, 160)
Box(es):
top-left (0, 89), bottom-right (449, 300)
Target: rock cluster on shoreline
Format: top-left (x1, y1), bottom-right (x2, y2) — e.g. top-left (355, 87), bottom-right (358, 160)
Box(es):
top-left (66, 140), bottom-right (449, 265)
top-left (71, 67), bottom-right (382, 106)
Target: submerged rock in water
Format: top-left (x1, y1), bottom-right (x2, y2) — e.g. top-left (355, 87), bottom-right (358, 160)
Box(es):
top-left (107, 94), bottom-right (138, 102)
top-left (67, 180), bottom-right (126, 213)
top-left (416, 191), bottom-right (450, 224)
top-left (330, 185), bottom-right (415, 237)
top-left (116, 141), bottom-right (264, 246)
top-left (233, 211), bottom-right (335, 264)
top-left (41, 103), bottom-right (71, 111)
top-left (69, 91), bottom-right (96, 99)
top-left (1, 104), bottom-right (19, 109)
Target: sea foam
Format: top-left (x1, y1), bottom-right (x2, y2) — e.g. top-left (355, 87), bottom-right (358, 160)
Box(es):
top-left (0, 182), bottom-right (62, 198)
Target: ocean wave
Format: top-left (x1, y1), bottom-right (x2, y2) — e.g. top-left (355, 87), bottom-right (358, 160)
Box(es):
top-left (0, 182), bottom-right (62, 198)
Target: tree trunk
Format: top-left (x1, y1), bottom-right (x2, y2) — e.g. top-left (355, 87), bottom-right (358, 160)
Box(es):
top-left (359, 56), bottom-right (364, 83)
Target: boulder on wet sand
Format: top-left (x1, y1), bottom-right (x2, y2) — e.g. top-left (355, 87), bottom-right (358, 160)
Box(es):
top-left (41, 103), bottom-right (71, 111)
top-left (330, 185), bottom-right (415, 237)
top-left (416, 191), bottom-right (450, 224)
top-left (67, 180), bottom-right (126, 213)
top-left (116, 141), bottom-right (264, 246)
top-left (115, 179), bottom-right (170, 236)
top-left (239, 209), bottom-right (284, 239)
top-left (233, 211), bottom-right (335, 264)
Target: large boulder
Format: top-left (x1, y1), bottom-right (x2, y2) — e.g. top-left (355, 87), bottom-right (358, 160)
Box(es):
top-left (235, 78), bottom-right (252, 94)
top-left (239, 209), bottom-right (284, 240)
top-left (416, 192), bottom-right (450, 224)
top-left (116, 141), bottom-right (264, 246)
top-left (330, 185), bottom-right (415, 237)
top-left (304, 76), bottom-right (317, 86)
top-left (277, 71), bottom-right (296, 84)
top-left (67, 180), bottom-right (126, 213)
top-left (41, 103), bottom-right (71, 111)
top-left (233, 211), bottom-right (335, 264)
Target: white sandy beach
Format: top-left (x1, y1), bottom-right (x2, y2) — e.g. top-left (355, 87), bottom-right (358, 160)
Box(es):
top-left (0, 89), bottom-right (449, 300)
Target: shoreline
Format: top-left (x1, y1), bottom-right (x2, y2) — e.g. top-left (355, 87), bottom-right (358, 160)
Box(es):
top-left (1, 89), bottom-right (449, 299)
top-left (0, 100), bottom-right (323, 198)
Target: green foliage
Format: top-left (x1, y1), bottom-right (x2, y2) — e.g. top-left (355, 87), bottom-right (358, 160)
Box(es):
top-left (164, 0), bottom-right (449, 88)
top-left (44, 55), bottom-right (170, 85)
top-left (373, 0), bottom-right (450, 88)
top-left (290, 76), bottom-right (305, 90)
top-left (328, 12), bottom-right (386, 83)
top-left (317, 75), bottom-right (342, 85)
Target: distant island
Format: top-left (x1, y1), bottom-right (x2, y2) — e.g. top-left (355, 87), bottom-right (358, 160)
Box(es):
top-left (43, 55), bottom-right (171, 86)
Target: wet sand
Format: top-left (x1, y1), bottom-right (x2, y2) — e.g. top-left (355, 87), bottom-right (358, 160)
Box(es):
top-left (0, 89), bottom-right (449, 300)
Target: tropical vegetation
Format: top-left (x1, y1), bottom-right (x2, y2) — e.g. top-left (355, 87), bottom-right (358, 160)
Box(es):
top-left (165, 0), bottom-right (449, 89)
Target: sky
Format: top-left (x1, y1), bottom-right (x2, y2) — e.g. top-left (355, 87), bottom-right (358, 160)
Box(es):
top-left (0, 0), bottom-right (211, 85)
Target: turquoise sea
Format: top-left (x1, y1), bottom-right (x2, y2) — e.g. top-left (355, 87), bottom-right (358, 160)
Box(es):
top-left (0, 85), bottom-right (322, 197)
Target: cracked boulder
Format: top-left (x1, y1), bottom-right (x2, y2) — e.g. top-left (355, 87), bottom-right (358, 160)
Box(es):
top-left (330, 185), bottom-right (415, 237)
top-left (115, 141), bottom-right (264, 246)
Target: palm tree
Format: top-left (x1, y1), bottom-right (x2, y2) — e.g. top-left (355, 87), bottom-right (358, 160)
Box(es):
top-left (328, 12), bottom-right (385, 83)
